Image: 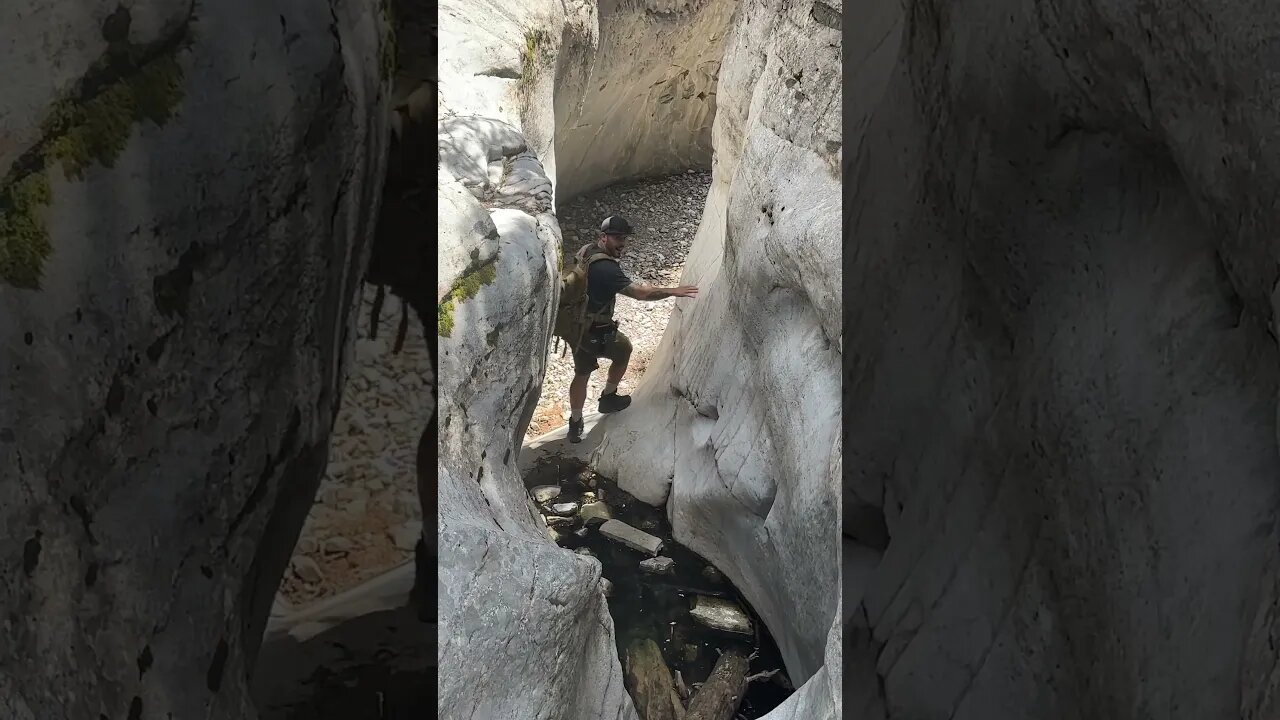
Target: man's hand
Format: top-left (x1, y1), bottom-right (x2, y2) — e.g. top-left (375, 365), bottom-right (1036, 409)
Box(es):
top-left (669, 285), bottom-right (698, 298)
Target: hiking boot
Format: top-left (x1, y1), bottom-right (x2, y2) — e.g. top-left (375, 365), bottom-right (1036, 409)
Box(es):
top-left (598, 392), bottom-right (632, 414)
top-left (568, 417), bottom-right (585, 443)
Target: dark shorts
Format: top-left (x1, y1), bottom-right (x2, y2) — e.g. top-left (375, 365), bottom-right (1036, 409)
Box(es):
top-left (572, 326), bottom-right (632, 375)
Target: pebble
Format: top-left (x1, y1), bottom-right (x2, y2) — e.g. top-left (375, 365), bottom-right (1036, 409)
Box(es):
top-left (549, 501), bottom-right (580, 516)
top-left (531, 485), bottom-right (562, 503)
top-left (689, 596), bottom-right (752, 636)
top-left (599, 519), bottom-right (663, 556)
top-left (527, 171), bottom-right (710, 441)
top-left (291, 556), bottom-right (324, 585)
top-left (324, 537), bottom-right (354, 555)
top-left (579, 501), bottom-right (613, 526)
top-left (390, 522), bottom-right (422, 551)
top-left (640, 556), bottom-right (675, 575)
top-left (335, 486), bottom-right (366, 502)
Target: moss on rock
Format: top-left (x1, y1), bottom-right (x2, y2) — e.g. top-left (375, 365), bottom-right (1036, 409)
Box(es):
top-left (0, 41), bottom-right (187, 289)
top-left (438, 257), bottom-right (498, 337)
top-left (45, 53), bottom-right (185, 180)
top-left (0, 171), bottom-right (54, 290)
top-left (520, 28), bottom-right (552, 85)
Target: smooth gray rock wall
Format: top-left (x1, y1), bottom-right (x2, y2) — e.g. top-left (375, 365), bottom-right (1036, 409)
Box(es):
top-left (0, 0), bottom-right (391, 716)
top-left (843, 1), bottom-right (1280, 717)
top-left (592, 0), bottom-right (843, 707)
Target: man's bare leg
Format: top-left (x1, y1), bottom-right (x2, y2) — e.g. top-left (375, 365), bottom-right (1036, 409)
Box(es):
top-left (602, 342), bottom-right (631, 397)
top-left (568, 371), bottom-right (590, 442)
top-left (569, 372), bottom-right (590, 420)
top-left (603, 354), bottom-right (629, 393)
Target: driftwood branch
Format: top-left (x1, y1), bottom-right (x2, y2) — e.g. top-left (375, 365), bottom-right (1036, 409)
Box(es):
top-left (674, 670), bottom-right (691, 703)
top-left (684, 648), bottom-right (750, 720)
top-left (625, 639), bottom-right (686, 720)
top-left (624, 641), bottom-right (755, 720)
top-left (743, 668), bottom-right (780, 683)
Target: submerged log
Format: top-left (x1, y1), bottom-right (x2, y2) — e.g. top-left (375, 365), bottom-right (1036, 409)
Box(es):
top-left (624, 638), bottom-right (686, 720)
top-left (684, 649), bottom-right (750, 720)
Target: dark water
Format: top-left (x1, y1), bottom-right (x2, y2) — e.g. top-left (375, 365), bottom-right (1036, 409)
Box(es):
top-left (524, 454), bottom-right (795, 718)
top-left (253, 606), bottom-right (433, 720)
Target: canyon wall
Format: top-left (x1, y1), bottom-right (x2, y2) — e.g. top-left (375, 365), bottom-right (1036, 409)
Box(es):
top-left (0, 0), bottom-right (390, 716)
top-left (436, 0), bottom-right (844, 717)
top-left (840, 1), bottom-right (1280, 717)
top-left (592, 0), bottom-right (842, 703)
top-left (436, 2), bottom-right (637, 718)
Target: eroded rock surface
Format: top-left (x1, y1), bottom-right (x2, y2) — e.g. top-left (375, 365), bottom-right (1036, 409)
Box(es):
top-left (436, 202), bottom-right (638, 718)
top-left (437, 0), bottom-right (841, 717)
top-left (0, 0), bottom-right (391, 717)
top-left (840, 2), bottom-right (1280, 719)
top-left (438, 0), bottom-right (732, 202)
top-left (592, 0), bottom-right (842, 711)
top-left (436, 114), bottom-right (637, 719)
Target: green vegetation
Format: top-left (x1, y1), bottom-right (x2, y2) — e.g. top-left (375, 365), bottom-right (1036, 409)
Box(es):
top-left (0, 173), bottom-right (54, 290)
top-left (520, 28), bottom-right (552, 85)
top-left (45, 54), bottom-right (185, 180)
top-left (0, 44), bottom-right (187, 289)
top-left (438, 258), bottom-right (498, 337)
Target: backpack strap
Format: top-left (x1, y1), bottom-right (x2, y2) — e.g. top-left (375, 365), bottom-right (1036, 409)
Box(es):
top-left (564, 250), bottom-right (618, 353)
top-left (580, 251), bottom-right (617, 326)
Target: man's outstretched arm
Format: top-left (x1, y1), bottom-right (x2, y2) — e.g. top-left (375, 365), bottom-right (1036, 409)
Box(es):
top-left (620, 283), bottom-right (699, 301)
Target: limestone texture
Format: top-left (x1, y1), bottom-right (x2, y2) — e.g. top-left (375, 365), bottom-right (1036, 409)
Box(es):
top-left (0, 0), bottom-right (391, 716)
top-left (592, 0), bottom-right (843, 703)
top-left (436, 0), bottom-right (841, 717)
top-left (436, 84), bottom-right (636, 720)
top-left (836, 2), bottom-right (1280, 719)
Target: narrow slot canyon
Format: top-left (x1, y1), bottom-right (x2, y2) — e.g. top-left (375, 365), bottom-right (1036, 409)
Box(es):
top-left (438, 0), bottom-right (841, 717)
top-left (8, 0), bottom-right (1275, 718)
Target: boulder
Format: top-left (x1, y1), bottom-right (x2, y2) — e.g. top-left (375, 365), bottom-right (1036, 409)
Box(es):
top-left (0, 0), bottom-right (391, 716)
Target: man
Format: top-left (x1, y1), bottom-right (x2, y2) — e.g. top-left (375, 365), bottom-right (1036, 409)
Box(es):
top-left (568, 215), bottom-right (699, 443)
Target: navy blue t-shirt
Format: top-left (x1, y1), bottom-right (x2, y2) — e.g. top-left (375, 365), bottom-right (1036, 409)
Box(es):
top-left (585, 256), bottom-right (632, 324)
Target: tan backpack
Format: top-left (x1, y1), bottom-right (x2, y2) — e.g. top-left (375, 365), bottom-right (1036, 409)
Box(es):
top-left (553, 245), bottom-right (615, 354)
